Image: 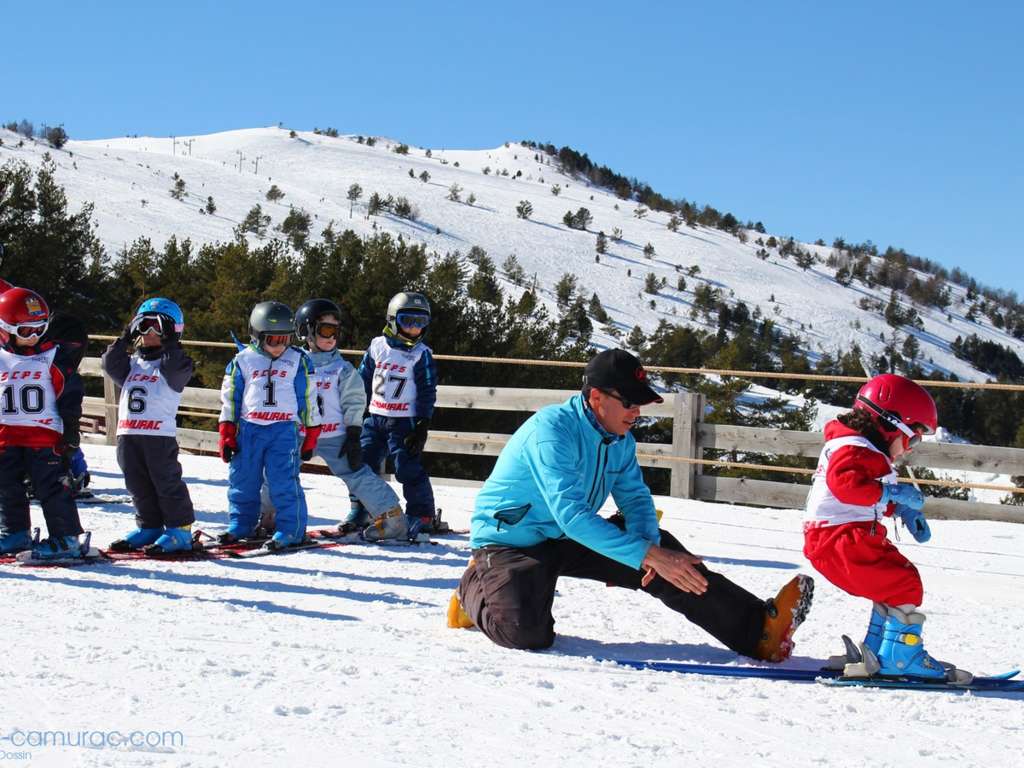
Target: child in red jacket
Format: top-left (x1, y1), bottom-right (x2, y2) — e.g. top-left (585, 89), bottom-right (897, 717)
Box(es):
top-left (803, 373), bottom-right (968, 682)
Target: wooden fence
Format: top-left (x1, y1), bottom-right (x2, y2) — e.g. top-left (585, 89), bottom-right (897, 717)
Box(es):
top-left (77, 358), bottom-right (1024, 524)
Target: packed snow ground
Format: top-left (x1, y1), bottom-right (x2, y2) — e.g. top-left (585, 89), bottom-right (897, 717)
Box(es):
top-left (1, 126), bottom-right (1020, 383)
top-left (1, 444), bottom-right (1022, 768)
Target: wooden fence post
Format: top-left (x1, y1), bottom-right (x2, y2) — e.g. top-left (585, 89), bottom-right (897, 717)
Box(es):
top-left (103, 375), bottom-right (119, 446)
top-left (670, 392), bottom-right (704, 499)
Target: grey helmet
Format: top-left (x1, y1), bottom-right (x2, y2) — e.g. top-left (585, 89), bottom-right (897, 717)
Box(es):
top-left (386, 291), bottom-right (431, 343)
top-left (249, 301), bottom-right (294, 343)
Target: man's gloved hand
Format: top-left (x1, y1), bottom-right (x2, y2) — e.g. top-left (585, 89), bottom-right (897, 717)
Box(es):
top-left (403, 417), bottom-right (430, 457)
top-left (896, 503), bottom-right (931, 543)
top-left (300, 425), bottom-right (322, 462)
top-left (880, 482), bottom-right (924, 510)
top-left (342, 425), bottom-right (363, 470)
top-left (218, 422), bottom-right (238, 463)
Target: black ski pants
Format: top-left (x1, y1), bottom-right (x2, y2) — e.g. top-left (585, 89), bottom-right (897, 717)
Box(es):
top-left (0, 446), bottom-right (83, 537)
top-left (117, 435), bottom-right (195, 529)
top-left (459, 521), bottom-right (768, 658)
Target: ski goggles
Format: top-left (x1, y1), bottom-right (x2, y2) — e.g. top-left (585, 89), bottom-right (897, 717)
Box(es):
top-left (597, 388), bottom-right (639, 410)
top-left (262, 333), bottom-right (291, 346)
top-left (315, 321), bottom-right (340, 339)
top-left (856, 395), bottom-right (927, 449)
top-left (4, 320), bottom-right (49, 339)
top-left (396, 312), bottom-right (429, 330)
top-left (135, 315), bottom-right (165, 336)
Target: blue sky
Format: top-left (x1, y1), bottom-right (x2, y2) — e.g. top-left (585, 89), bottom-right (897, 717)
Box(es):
top-left (6, 1), bottom-right (1021, 296)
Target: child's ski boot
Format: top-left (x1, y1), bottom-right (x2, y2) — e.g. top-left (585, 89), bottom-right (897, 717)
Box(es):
top-left (264, 530), bottom-right (306, 552)
top-left (875, 606), bottom-right (971, 682)
top-left (145, 526), bottom-right (195, 555)
top-left (827, 602), bottom-right (886, 672)
top-left (338, 503), bottom-right (370, 535)
top-left (362, 507), bottom-right (409, 542)
top-left (0, 529), bottom-right (32, 554)
top-left (25, 530), bottom-right (90, 561)
top-left (108, 527), bottom-right (163, 552)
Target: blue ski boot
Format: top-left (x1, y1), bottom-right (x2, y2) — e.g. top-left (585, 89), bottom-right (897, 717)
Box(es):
top-left (264, 530), bottom-right (305, 552)
top-left (0, 529), bottom-right (32, 554)
top-left (108, 527), bottom-right (163, 552)
top-left (145, 526), bottom-right (194, 555)
top-left (830, 602), bottom-right (886, 672)
top-left (29, 533), bottom-right (87, 561)
top-left (338, 504), bottom-right (370, 535)
top-left (217, 522), bottom-right (255, 544)
top-left (875, 607), bottom-right (947, 679)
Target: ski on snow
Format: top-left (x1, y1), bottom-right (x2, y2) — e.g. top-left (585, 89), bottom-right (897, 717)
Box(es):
top-left (593, 657), bottom-right (1023, 692)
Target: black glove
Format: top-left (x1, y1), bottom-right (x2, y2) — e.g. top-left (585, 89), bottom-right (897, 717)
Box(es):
top-left (342, 426), bottom-right (364, 470)
top-left (119, 323), bottom-right (136, 346)
top-left (159, 314), bottom-right (177, 339)
top-left (403, 418), bottom-right (430, 456)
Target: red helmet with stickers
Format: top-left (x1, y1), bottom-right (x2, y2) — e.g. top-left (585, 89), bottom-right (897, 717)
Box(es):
top-left (0, 287), bottom-right (50, 340)
top-left (853, 373), bottom-right (937, 449)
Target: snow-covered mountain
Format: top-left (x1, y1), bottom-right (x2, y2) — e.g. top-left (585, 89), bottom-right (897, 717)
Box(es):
top-left (1, 125), bottom-right (1018, 382)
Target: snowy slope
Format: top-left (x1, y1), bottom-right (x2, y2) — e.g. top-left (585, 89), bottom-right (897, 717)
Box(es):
top-left (1, 445), bottom-right (1021, 768)
top-left (1, 126), bottom-right (1019, 383)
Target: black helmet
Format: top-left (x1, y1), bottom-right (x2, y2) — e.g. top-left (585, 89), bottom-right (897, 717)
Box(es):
top-left (295, 298), bottom-right (342, 341)
top-left (249, 301), bottom-right (294, 343)
top-left (385, 291), bottom-right (431, 344)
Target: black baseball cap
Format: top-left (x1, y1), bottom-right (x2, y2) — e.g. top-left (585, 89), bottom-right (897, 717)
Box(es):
top-left (583, 349), bottom-right (663, 406)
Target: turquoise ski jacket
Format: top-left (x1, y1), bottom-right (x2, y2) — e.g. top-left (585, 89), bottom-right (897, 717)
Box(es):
top-left (470, 394), bottom-right (661, 569)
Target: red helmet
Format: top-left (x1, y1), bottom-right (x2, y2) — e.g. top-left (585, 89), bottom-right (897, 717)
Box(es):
top-left (0, 287), bottom-right (50, 340)
top-left (853, 373), bottom-right (937, 448)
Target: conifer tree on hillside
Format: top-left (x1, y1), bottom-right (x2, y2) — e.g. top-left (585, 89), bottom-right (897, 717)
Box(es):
top-left (626, 325), bottom-right (647, 353)
top-left (595, 231), bottom-right (607, 255)
top-left (447, 183), bottom-right (462, 202)
top-left (367, 192), bottom-right (383, 217)
top-left (516, 200), bottom-right (533, 219)
top-left (205, 196), bottom-right (217, 215)
top-left (266, 184), bottom-right (285, 202)
top-left (502, 254), bottom-right (526, 286)
top-left (238, 204), bottom-right (271, 238)
top-left (346, 183), bottom-right (363, 217)
top-left (169, 173), bottom-right (186, 200)
top-left (554, 272), bottom-right (578, 307)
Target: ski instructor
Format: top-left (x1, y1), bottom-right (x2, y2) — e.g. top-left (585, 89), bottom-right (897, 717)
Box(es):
top-left (450, 348), bottom-right (814, 662)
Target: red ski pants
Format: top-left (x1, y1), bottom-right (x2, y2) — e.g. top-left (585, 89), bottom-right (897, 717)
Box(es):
top-left (804, 521), bottom-right (923, 606)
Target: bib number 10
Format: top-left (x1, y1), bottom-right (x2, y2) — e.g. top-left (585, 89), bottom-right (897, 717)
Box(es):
top-left (1, 384), bottom-right (46, 415)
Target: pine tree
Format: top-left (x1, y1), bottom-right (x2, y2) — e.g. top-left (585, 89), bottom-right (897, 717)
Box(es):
top-left (627, 325), bottom-right (647, 353)
top-left (367, 192), bottom-right (383, 217)
top-left (266, 184), bottom-right (285, 202)
top-left (643, 242), bottom-right (655, 259)
top-left (516, 200), bottom-right (533, 219)
top-left (502, 254), bottom-right (526, 286)
top-left (667, 214), bottom-right (681, 232)
top-left (447, 183), bottom-right (462, 202)
top-left (419, 170), bottom-right (430, 183)
top-left (588, 292), bottom-right (609, 322)
top-left (595, 231), bottom-right (607, 255)
top-left (346, 183), bottom-right (363, 217)
top-left (168, 172), bottom-right (186, 200)
top-left (554, 273), bottom-right (578, 307)
top-left (644, 273), bottom-right (659, 294)
top-left (205, 196), bottom-right (217, 215)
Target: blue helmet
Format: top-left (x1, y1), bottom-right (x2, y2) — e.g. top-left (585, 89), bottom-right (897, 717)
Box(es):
top-left (135, 297), bottom-right (185, 335)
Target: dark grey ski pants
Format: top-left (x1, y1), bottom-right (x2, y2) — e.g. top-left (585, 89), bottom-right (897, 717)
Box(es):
top-left (459, 519), bottom-right (767, 658)
top-left (116, 434), bottom-right (194, 529)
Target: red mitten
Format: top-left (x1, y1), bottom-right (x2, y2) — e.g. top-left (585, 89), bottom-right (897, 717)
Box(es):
top-left (218, 422), bottom-right (238, 463)
top-left (300, 425), bottom-right (322, 461)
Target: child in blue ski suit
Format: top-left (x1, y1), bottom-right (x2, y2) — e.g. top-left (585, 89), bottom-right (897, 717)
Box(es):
top-left (356, 291), bottom-right (437, 535)
top-left (218, 301), bottom-right (321, 551)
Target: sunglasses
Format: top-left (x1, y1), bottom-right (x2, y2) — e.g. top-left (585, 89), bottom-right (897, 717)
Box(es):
top-left (11, 321), bottom-right (48, 339)
top-left (597, 388), bottom-right (639, 410)
top-left (396, 312), bottom-right (429, 330)
top-left (263, 334), bottom-right (291, 346)
top-left (315, 322), bottom-right (340, 339)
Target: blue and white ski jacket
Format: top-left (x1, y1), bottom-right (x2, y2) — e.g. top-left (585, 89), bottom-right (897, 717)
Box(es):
top-left (471, 394), bottom-right (661, 570)
top-left (357, 331), bottom-right (437, 419)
